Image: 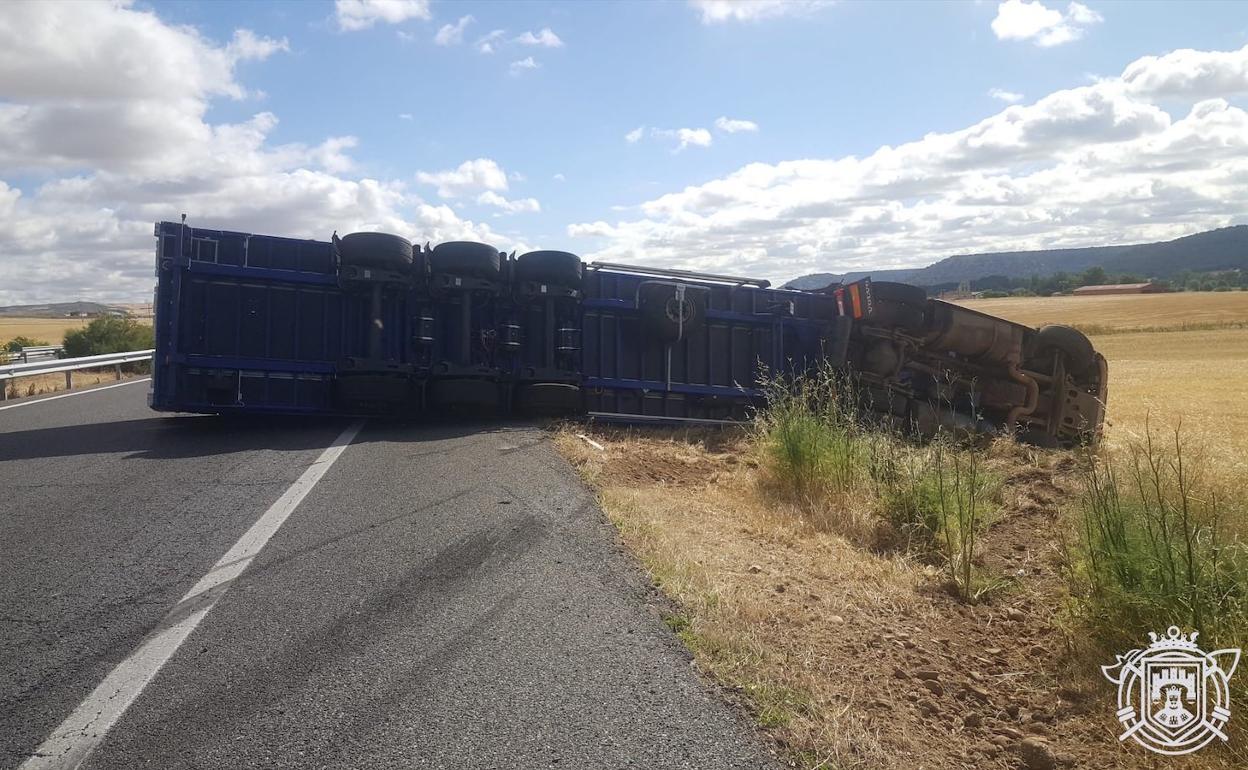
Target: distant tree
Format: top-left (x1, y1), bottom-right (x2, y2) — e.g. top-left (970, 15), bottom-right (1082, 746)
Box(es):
top-left (1078, 266), bottom-right (1107, 286)
top-left (1115, 274), bottom-right (1143, 284)
top-left (4, 336), bottom-right (48, 353)
top-left (63, 317), bottom-right (154, 357)
top-left (1045, 271), bottom-right (1078, 295)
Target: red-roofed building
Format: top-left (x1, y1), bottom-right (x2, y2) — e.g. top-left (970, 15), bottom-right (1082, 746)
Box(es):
top-left (1072, 282), bottom-right (1168, 296)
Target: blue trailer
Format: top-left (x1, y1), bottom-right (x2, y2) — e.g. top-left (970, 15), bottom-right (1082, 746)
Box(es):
top-left (150, 221), bottom-right (1107, 446)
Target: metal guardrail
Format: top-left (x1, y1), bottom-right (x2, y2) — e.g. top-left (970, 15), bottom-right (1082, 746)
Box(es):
top-left (14, 345), bottom-right (63, 363)
top-left (0, 349), bottom-right (154, 399)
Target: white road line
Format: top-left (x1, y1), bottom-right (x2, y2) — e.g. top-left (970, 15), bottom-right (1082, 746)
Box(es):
top-left (0, 378), bottom-right (151, 412)
top-left (20, 419), bottom-right (366, 770)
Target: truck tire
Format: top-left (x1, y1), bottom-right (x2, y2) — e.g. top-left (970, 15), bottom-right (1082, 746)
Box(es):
top-left (868, 281), bottom-right (926, 331)
top-left (429, 241), bottom-right (501, 279)
top-left (1034, 325), bottom-right (1095, 374)
top-left (515, 250), bottom-right (583, 287)
top-left (516, 383), bottom-right (582, 415)
top-left (338, 232), bottom-right (413, 270)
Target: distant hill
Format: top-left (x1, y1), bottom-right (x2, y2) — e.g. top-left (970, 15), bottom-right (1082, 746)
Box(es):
top-left (784, 268), bottom-right (919, 291)
top-left (785, 225), bottom-right (1248, 290)
top-left (0, 301), bottom-right (127, 317)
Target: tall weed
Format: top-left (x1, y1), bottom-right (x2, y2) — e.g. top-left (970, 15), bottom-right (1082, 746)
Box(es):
top-left (1071, 421), bottom-right (1248, 659)
top-left (757, 367), bottom-right (999, 600)
top-left (932, 439), bottom-right (998, 601)
top-left (756, 363), bottom-right (862, 502)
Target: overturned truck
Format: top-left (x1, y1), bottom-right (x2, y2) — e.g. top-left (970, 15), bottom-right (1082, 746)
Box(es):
top-left (149, 221), bottom-right (1107, 447)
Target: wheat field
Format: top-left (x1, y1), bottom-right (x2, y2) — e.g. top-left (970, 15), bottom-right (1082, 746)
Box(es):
top-left (959, 290), bottom-right (1248, 333)
top-left (0, 317), bottom-right (91, 346)
top-left (957, 292), bottom-right (1248, 453)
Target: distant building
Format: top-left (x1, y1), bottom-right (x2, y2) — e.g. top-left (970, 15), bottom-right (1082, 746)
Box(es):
top-left (1072, 282), bottom-right (1168, 296)
top-left (939, 280), bottom-right (974, 300)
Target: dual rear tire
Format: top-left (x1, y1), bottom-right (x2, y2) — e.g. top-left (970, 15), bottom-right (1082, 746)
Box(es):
top-left (337, 232), bottom-right (413, 271)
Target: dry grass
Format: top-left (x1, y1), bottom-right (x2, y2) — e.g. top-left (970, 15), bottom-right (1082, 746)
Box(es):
top-left (552, 291), bottom-right (1248, 769)
top-left (0, 317), bottom-right (90, 346)
top-left (559, 427), bottom-right (926, 768)
top-left (557, 424), bottom-right (1246, 770)
top-left (3, 369), bottom-right (143, 400)
top-left (956, 291), bottom-right (1248, 334)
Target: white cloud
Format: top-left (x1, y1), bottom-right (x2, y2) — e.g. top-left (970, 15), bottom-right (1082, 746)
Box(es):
top-left (434, 15), bottom-right (474, 46)
top-left (568, 44), bottom-right (1248, 285)
top-left (989, 87), bottom-right (1024, 103)
top-left (226, 29), bottom-right (290, 61)
top-left (1122, 44), bottom-right (1248, 99)
top-left (514, 28), bottom-right (564, 48)
top-left (625, 125), bottom-right (646, 144)
top-left (476, 29), bottom-right (506, 54)
top-left (415, 158), bottom-right (510, 198)
top-left (398, 113), bottom-right (413, 121)
top-left (991, 1), bottom-right (1103, 47)
top-left (0, 3), bottom-right (289, 174)
top-left (690, 0), bottom-right (831, 24)
top-left (476, 190), bottom-right (541, 214)
top-left (509, 56), bottom-right (539, 76)
top-left (553, 173), bottom-right (566, 182)
top-left (0, 2), bottom-right (511, 305)
top-left (714, 116), bottom-right (760, 133)
top-left (335, 0), bottom-right (431, 32)
top-left (653, 127), bottom-right (714, 152)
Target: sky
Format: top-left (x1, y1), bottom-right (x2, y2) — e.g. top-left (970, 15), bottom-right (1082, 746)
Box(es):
top-left (0, 0), bottom-right (1246, 304)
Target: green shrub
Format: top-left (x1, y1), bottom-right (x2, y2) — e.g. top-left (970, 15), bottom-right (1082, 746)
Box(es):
top-left (63, 317), bottom-right (153, 357)
top-left (866, 431), bottom-right (943, 549)
top-left (4, 335), bottom-right (49, 353)
top-left (757, 368), bottom-right (1001, 601)
top-left (757, 363), bottom-right (863, 500)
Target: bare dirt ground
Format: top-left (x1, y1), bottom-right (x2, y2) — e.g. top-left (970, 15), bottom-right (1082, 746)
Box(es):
top-left (556, 427), bottom-right (1245, 770)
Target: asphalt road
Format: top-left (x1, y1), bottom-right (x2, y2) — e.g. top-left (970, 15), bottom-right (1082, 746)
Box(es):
top-left (0, 381), bottom-right (775, 769)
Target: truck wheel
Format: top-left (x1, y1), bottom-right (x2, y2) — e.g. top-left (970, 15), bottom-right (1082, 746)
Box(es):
top-left (516, 383), bottom-right (582, 415)
top-left (338, 232), bottom-right (413, 270)
top-left (515, 250), bottom-right (583, 287)
top-left (429, 241), bottom-right (501, 279)
top-left (1034, 325), bottom-right (1095, 374)
top-left (868, 281), bottom-right (926, 331)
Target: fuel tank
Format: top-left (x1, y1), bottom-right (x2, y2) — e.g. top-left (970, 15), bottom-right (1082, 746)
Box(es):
top-left (924, 300), bottom-right (1031, 365)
